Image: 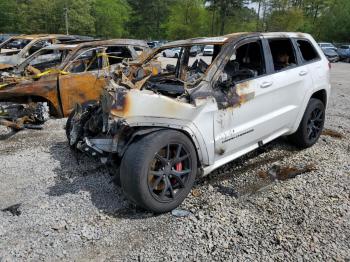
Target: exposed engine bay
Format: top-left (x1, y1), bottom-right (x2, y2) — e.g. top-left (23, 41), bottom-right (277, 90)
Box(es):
top-left (66, 44), bottom-right (221, 167)
top-left (68, 40), bottom-right (260, 162)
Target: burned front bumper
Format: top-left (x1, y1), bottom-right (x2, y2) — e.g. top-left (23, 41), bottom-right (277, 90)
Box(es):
top-left (76, 137), bottom-right (119, 158)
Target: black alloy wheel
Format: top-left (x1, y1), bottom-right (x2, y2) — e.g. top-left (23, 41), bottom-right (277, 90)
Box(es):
top-left (148, 143), bottom-right (192, 202)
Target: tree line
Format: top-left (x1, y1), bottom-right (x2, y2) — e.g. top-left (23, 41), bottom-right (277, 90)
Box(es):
top-left (0, 0), bottom-right (348, 42)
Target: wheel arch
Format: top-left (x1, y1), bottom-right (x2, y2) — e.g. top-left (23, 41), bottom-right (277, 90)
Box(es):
top-left (0, 95), bottom-right (60, 117)
top-left (120, 126), bottom-right (208, 170)
top-left (29, 95), bottom-right (60, 117)
top-left (290, 88), bottom-right (328, 134)
top-left (310, 89), bottom-right (327, 107)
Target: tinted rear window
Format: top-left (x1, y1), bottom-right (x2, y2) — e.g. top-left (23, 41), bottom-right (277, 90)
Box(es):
top-left (297, 40), bottom-right (320, 62)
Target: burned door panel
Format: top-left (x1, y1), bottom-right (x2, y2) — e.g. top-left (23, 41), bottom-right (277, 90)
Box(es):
top-left (214, 80), bottom-right (263, 158)
top-left (58, 47), bottom-right (109, 116)
top-left (0, 74), bottom-right (59, 109)
top-left (58, 73), bottom-right (106, 116)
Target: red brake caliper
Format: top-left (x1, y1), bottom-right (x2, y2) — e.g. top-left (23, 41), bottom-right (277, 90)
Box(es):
top-left (172, 162), bottom-right (183, 185)
top-left (176, 162), bottom-right (182, 172)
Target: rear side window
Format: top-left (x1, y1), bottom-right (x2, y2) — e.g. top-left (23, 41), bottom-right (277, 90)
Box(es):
top-left (105, 46), bottom-right (132, 65)
top-left (340, 45), bottom-right (349, 49)
top-left (297, 40), bottom-right (320, 62)
top-left (268, 38), bottom-right (297, 72)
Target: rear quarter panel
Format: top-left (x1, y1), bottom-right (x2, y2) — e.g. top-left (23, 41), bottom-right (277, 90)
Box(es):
top-left (291, 36), bottom-right (331, 132)
top-left (0, 75), bottom-right (61, 114)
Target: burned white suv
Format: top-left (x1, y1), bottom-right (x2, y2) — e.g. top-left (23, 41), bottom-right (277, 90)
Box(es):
top-left (67, 32), bottom-right (331, 213)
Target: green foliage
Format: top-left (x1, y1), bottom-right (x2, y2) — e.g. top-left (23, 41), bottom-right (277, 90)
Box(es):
top-left (266, 8), bottom-right (305, 31)
top-left (164, 0), bottom-right (209, 40)
top-left (222, 7), bottom-right (258, 34)
top-left (0, 0), bottom-right (27, 33)
top-left (0, 0), bottom-right (348, 42)
top-left (317, 0), bottom-right (350, 42)
top-left (126, 0), bottom-right (172, 40)
top-left (93, 0), bottom-right (130, 38)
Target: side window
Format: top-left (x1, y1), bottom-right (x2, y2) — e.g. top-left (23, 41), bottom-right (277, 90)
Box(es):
top-left (27, 40), bottom-right (52, 56)
top-left (134, 46), bottom-right (146, 56)
top-left (297, 40), bottom-right (320, 62)
top-left (2, 39), bottom-right (30, 50)
top-left (66, 49), bottom-right (105, 73)
top-left (105, 46), bottom-right (132, 65)
top-left (223, 40), bottom-right (266, 82)
top-left (268, 39), bottom-right (297, 72)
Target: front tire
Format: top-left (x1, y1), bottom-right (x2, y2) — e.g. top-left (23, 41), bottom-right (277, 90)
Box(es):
top-left (65, 109), bottom-right (75, 144)
top-left (289, 98), bottom-right (325, 149)
top-left (120, 130), bottom-right (197, 213)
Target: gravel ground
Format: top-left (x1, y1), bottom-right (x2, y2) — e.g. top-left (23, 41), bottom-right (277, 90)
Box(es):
top-left (0, 63), bottom-right (349, 261)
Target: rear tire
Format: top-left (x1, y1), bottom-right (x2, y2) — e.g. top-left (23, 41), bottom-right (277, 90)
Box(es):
top-left (120, 130), bottom-right (197, 213)
top-left (288, 98), bottom-right (325, 149)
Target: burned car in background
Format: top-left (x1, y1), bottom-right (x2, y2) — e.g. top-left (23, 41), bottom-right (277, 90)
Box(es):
top-left (0, 39), bottom-right (150, 130)
top-left (67, 32), bottom-right (330, 213)
top-left (0, 33), bottom-right (18, 44)
top-left (0, 43), bottom-right (76, 77)
top-left (0, 34), bottom-right (78, 69)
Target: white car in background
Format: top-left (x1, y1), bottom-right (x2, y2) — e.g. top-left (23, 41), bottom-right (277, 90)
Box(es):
top-left (203, 45), bottom-right (214, 56)
top-left (162, 47), bottom-right (181, 58)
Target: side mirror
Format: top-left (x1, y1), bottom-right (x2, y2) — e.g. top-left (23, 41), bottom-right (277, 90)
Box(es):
top-left (166, 64), bottom-right (176, 73)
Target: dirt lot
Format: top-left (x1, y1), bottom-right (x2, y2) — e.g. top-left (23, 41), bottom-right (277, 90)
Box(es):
top-left (0, 63), bottom-right (349, 261)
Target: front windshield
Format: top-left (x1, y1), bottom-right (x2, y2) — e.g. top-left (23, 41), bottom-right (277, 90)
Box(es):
top-left (115, 43), bottom-right (222, 94)
top-left (151, 44), bottom-right (218, 75)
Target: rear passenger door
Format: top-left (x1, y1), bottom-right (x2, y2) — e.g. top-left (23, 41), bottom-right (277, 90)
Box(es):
top-left (294, 38), bottom-right (326, 102)
top-left (265, 37), bottom-right (313, 131)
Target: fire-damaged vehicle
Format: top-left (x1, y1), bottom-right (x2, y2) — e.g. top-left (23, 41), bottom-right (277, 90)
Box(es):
top-left (0, 34), bottom-right (78, 69)
top-left (67, 32), bottom-right (331, 213)
top-left (0, 39), bottom-right (150, 130)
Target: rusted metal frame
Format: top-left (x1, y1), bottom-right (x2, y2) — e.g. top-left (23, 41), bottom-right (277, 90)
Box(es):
top-left (0, 117), bottom-right (42, 130)
top-left (15, 46), bottom-right (72, 73)
top-left (0, 42), bottom-right (147, 122)
top-left (15, 37), bottom-right (57, 60)
top-left (60, 40), bottom-right (149, 70)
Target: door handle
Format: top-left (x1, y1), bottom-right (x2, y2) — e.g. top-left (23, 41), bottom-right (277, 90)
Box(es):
top-left (260, 81), bottom-right (273, 88)
top-left (299, 70), bottom-right (308, 76)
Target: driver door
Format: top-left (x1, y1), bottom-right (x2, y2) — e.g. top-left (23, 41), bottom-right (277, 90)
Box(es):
top-left (213, 38), bottom-right (279, 161)
top-left (58, 48), bottom-right (108, 116)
